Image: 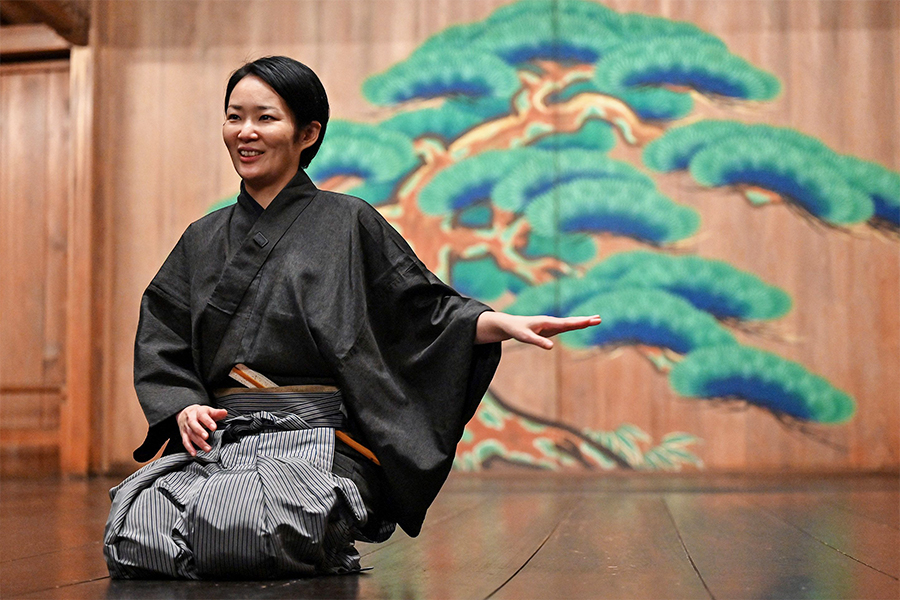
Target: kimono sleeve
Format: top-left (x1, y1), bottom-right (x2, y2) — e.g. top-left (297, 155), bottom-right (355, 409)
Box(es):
top-left (332, 205), bottom-right (501, 536)
top-left (132, 236), bottom-right (210, 461)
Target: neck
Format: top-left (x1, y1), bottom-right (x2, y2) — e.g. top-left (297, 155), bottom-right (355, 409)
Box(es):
top-left (243, 183), bottom-right (281, 209)
top-left (244, 170), bottom-right (298, 208)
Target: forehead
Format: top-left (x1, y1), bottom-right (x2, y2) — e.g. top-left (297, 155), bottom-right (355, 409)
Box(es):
top-left (228, 75), bottom-right (289, 112)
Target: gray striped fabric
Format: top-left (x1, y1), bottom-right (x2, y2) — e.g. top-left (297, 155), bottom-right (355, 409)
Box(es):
top-left (104, 391), bottom-right (374, 579)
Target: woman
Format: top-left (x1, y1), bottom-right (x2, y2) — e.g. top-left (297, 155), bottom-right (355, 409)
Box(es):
top-left (104, 56), bottom-right (600, 579)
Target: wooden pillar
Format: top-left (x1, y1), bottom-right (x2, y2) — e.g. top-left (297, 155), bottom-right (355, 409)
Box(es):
top-left (60, 44), bottom-right (94, 475)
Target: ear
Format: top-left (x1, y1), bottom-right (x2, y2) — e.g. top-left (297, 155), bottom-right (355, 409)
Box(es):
top-left (298, 121), bottom-right (322, 150)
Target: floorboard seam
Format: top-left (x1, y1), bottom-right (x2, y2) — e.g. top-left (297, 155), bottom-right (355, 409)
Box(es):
top-left (359, 496), bottom-right (490, 558)
top-left (663, 496), bottom-right (716, 600)
top-left (752, 501), bottom-right (900, 581)
top-left (819, 496), bottom-right (900, 531)
top-left (0, 540), bottom-right (104, 565)
top-left (9, 575), bottom-right (111, 599)
top-left (482, 503), bottom-right (573, 600)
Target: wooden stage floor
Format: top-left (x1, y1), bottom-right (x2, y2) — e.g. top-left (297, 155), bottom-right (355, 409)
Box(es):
top-left (1, 472), bottom-right (897, 599)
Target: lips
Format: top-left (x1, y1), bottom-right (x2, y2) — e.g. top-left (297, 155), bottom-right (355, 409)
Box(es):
top-left (237, 147), bottom-right (263, 163)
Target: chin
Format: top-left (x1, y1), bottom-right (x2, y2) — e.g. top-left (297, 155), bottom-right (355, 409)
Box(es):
top-left (235, 165), bottom-right (262, 182)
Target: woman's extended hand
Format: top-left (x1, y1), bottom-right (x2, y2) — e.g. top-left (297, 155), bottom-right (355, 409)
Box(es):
top-left (475, 312), bottom-right (601, 349)
top-left (177, 404), bottom-right (229, 456)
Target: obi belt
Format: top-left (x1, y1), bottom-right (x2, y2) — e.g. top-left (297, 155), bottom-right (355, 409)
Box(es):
top-left (103, 387), bottom-right (375, 579)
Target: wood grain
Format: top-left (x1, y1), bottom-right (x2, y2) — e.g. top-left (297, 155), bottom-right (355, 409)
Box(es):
top-left (1, 474), bottom-right (896, 599)
top-left (752, 492), bottom-right (900, 578)
top-left (666, 493), bottom-right (900, 599)
top-left (0, 60), bottom-right (70, 475)
top-left (491, 494), bottom-right (711, 599)
top-left (78, 0), bottom-right (900, 474)
top-left (60, 44), bottom-right (95, 474)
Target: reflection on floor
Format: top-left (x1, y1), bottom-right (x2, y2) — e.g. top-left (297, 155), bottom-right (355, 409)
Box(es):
top-left (1, 472), bottom-right (897, 599)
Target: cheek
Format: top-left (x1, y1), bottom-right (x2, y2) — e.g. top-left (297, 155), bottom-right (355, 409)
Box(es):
top-left (223, 125), bottom-right (239, 147)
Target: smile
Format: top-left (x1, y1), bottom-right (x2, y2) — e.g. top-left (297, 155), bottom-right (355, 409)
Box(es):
top-left (239, 150), bottom-right (263, 157)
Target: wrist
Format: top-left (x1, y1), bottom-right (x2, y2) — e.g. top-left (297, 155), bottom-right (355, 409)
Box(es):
top-left (475, 311), bottom-right (512, 344)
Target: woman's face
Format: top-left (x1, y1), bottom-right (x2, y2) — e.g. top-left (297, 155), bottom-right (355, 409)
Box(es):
top-left (223, 75), bottom-right (319, 201)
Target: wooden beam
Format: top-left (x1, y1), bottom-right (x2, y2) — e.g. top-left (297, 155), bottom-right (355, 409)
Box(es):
top-left (0, 23), bottom-right (70, 56)
top-left (31, 0), bottom-right (90, 45)
top-left (0, 1), bottom-right (40, 24)
top-left (1, 1), bottom-right (90, 46)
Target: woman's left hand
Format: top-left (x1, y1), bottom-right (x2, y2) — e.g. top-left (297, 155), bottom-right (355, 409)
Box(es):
top-left (475, 312), bottom-right (601, 349)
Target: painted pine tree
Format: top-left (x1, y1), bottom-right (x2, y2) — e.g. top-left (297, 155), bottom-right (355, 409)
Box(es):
top-left (232, 1), bottom-right (897, 470)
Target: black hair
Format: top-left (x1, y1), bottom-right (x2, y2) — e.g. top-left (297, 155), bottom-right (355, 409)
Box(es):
top-left (225, 56), bottom-right (329, 169)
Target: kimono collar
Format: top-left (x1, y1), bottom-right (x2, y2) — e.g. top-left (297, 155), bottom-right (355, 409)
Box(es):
top-left (236, 168), bottom-right (314, 217)
top-left (198, 168), bottom-right (319, 379)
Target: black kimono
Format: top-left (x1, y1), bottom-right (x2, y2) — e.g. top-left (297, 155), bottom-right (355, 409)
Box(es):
top-left (104, 168), bottom-right (500, 578)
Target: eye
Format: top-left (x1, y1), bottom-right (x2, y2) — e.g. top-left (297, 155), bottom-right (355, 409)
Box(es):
top-left (259, 114), bottom-right (274, 121)
top-left (226, 113), bottom-right (240, 121)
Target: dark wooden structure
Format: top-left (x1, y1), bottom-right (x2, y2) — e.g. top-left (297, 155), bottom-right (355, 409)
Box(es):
top-left (1, 473), bottom-right (897, 599)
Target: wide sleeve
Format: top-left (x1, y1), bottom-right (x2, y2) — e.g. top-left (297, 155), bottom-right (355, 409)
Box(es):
top-left (329, 205), bottom-right (501, 536)
top-left (132, 236), bottom-right (211, 462)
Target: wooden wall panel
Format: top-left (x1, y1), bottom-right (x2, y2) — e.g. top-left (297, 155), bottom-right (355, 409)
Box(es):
top-left (0, 61), bottom-right (70, 475)
top-left (89, 0), bottom-right (898, 474)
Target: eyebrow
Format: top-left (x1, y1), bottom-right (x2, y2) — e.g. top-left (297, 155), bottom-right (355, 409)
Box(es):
top-left (227, 104), bottom-right (279, 111)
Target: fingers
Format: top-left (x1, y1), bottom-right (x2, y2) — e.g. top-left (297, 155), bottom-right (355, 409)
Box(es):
top-left (559, 315), bottom-right (601, 328)
top-left (566, 315), bottom-right (601, 332)
top-left (198, 408), bottom-right (227, 432)
top-left (511, 315), bottom-right (601, 349)
top-left (538, 315), bottom-right (601, 337)
top-left (479, 312), bottom-right (600, 348)
top-left (180, 430), bottom-right (197, 457)
top-left (520, 330), bottom-right (554, 349)
top-left (514, 324), bottom-right (555, 349)
top-left (177, 405), bottom-right (226, 456)
top-left (183, 416), bottom-right (211, 455)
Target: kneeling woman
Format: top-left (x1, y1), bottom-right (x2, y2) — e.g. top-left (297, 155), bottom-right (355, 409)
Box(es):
top-left (103, 56), bottom-right (601, 579)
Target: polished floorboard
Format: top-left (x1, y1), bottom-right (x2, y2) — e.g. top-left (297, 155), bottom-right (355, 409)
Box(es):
top-left (0, 473), bottom-right (897, 599)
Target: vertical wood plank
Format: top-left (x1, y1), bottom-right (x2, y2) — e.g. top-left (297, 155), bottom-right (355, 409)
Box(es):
top-left (1, 61), bottom-right (71, 476)
top-left (42, 67), bottom-right (70, 388)
top-left (1, 67), bottom-right (51, 386)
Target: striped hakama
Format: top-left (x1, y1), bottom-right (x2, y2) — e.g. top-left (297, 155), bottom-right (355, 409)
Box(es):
top-left (103, 389), bottom-right (394, 579)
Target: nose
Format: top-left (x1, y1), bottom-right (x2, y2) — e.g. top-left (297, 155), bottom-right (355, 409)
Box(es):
top-left (237, 120), bottom-right (258, 141)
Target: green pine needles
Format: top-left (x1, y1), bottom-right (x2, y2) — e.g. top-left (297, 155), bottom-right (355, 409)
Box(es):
top-left (670, 346), bottom-right (856, 423)
top-left (306, 120), bottom-right (419, 205)
top-left (524, 179), bottom-right (700, 244)
top-left (644, 121), bottom-right (899, 227)
top-left (418, 149), bottom-right (539, 215)
top-left (362, 49), bottom-right (520, 105)
top-left (293, 0), bottom-right (873, 433)
top-left (561, 288), bottom-right (738, 353)
top-left (508, 251), bottom-right (792, 322)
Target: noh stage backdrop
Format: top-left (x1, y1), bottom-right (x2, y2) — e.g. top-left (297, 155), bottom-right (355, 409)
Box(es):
top-left (93, 0), bottom-right (899, 474)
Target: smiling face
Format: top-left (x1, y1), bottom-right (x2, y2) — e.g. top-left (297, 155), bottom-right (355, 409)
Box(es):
top-left (223, 75), bottom-right (320, 207)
